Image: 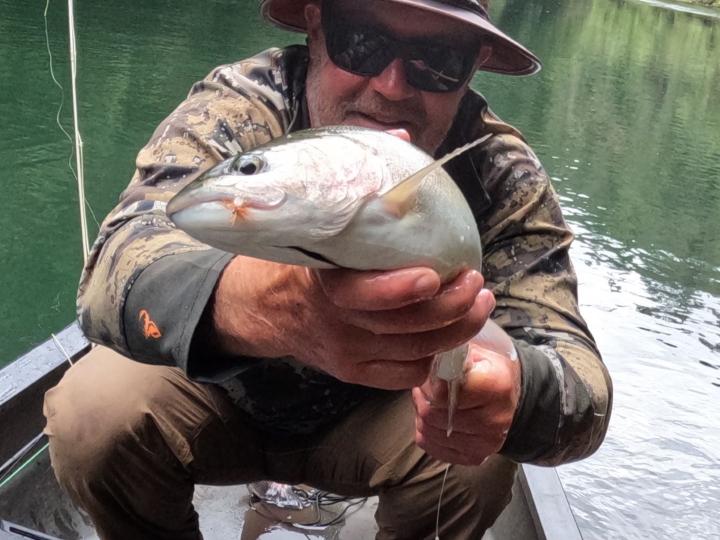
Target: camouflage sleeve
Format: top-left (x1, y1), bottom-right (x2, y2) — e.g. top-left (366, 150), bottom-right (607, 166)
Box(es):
top-left (478, 134), bottom-right (612, 465)
top-left (77, 51), bottom-right (291, 373)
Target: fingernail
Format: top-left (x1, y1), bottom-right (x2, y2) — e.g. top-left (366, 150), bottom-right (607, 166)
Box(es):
top-left (414, 274), bottom-right (438, 295)
top-left (467, 270), bottom-right (483, 288)
top-left (479, 288), bottom-right (496, 310)
top-left (471, 358), bottom-right (492, 373)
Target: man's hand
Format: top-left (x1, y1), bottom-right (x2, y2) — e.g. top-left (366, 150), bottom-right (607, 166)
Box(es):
top-left (412, 319), bottom-right (522, 465)
top-left (211, 255), bottom-right (491, 390)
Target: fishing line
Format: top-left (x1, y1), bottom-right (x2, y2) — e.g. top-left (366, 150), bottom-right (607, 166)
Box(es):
top-left (43, 0), bottom-right (98, 264)
top-left (43, 0), bottom-right (73, 150)
top-left (51, 332), bottom-right (75, 366)
top-left (434, 463), bottom-right (450, 540)
top-left (67, 0), bottom-right (92, 262)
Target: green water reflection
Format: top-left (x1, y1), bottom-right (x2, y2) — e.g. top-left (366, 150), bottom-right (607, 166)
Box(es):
top-left (0, 0), bottom-right (299, 363)
top-left (485, 0), bottom-right (720, 295)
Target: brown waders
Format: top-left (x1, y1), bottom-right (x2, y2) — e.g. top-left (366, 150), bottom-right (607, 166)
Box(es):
top-left (43, 347), bottom-right (516, 539)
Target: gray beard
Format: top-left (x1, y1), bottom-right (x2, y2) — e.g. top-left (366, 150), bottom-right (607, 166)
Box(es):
top-left (305, 53), bottom-right (449, 155)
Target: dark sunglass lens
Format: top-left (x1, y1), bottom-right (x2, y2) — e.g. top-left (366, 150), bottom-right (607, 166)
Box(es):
top-left (328, 30), bottom-right (394, 76)
top-left (321, 1), bottom-right (474, 92)
top-left (322, 2), bottom-right (393, 77)
top-left (405, 46), bottom-right (473, 92)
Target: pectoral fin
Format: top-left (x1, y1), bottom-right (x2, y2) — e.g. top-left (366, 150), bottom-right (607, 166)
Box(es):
top-left (379, 172), bottom-right (424, 217)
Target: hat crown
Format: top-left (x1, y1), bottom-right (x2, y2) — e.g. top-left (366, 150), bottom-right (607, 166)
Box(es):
top-left (261, 0), bottom-right (540, 76)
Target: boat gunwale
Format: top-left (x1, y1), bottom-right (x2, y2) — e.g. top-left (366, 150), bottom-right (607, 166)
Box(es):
top-left (0, 323), bottom-right (89, 466)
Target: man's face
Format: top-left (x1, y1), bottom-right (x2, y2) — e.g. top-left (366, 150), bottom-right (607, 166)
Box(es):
top-left (304, 0), bottom-right (480, 155)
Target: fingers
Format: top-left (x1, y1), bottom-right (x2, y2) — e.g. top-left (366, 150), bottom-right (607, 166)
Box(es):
top-left (342, 271), bottom-right (486, 334)
top-left (418, 339), bottom-right (520, 404)
top-left (412, 385), bottom-right (513, 435)
top-left (312, 271), bottom-right (493, 371)
top-left (386, 315), bottom-right (480, 360)
top-left (342, 356), bottom-right (436, 390)
top-left (314, 268), bottom-right (493, 361)
top-left (414, 414), bottom-right (504, 466)
top-left (409, 337), bottom-right (522, 465)
top-left (364, 291), bottom-right (491, 361)
top-left (316, 267), bottom-right (441, 310)
top-left (412, 386), bottom-right (510, 466)
top-left (303, 268), bottom-right (501, 393)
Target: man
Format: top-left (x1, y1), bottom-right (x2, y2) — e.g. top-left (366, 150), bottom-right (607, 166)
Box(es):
top-left (44, 0), bottom-right (612, 538)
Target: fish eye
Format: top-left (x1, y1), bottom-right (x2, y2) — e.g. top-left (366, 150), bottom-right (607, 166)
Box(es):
top-left (234, 155), bottom-right (265, 175)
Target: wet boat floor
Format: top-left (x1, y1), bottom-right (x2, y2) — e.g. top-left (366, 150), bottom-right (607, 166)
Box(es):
top-left (0, 448), bottom-right (379, 540)
top-left (195, 484), bottom-right (378, 540)
top-left (0, 445), bottom-right (526, 539)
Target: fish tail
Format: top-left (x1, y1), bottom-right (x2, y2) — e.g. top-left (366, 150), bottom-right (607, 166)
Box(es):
top-left (434, 343), bottom-right (470, 437)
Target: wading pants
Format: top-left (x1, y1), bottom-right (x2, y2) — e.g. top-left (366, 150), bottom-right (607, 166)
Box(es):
top-left (43, 346), bottom-right (517, 540)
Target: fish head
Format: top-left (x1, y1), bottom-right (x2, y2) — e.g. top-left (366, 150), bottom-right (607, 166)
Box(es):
top-left (166, 129), bottom-right (395, 266)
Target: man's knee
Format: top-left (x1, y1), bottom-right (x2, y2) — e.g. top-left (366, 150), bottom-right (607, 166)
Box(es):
top-left (453, 456), bottom-right (518, 528)
top-left (376, 455), bottom-right (517, 539)
top-left (43, 347), bottom-right (204, 488)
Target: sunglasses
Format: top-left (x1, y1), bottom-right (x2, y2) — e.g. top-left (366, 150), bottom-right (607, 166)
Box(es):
top-left (321, 2), bottom-right (479, 93)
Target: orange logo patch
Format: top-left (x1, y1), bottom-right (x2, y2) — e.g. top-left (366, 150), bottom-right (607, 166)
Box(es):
top-left (139, 309), bottom-right (162, 339)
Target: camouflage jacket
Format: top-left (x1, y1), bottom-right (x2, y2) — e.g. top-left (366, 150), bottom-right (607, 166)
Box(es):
top-left (78, 45), bottom-right (612, 465)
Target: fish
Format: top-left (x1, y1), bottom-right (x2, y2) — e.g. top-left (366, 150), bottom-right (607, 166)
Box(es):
top-left (166, 126), bottom-right (490, 436)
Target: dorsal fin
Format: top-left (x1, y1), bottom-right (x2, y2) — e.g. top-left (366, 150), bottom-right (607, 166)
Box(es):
top-left (380, 134), bottom-right (492, 217)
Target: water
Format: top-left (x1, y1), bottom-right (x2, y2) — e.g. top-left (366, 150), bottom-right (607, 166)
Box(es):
top-left (1, 0), bottom-right (719, 537)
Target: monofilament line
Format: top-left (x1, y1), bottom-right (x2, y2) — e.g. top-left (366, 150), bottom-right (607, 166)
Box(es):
top-left (434, 463), bottom-right (450, 540)
top-left (43, 0), bottom-right (73, 148)
top-left (67, 0), bottom-right (91, 263)
top-left (51, 333), bottom-right (74, 366)
top-left (44, 0), bottom-right (95, 264)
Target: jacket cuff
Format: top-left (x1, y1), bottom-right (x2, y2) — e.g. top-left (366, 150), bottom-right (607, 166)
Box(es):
top-left (123, 248), bottom-right (234, 373)
top-left (500, 339), bottom-right (562, 462)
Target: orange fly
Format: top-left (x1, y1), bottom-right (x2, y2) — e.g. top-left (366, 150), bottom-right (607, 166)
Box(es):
top-left (222, 200), bottom-right (249, 225)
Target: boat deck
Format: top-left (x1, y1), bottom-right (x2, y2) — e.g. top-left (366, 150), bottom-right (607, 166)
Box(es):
top-left (0, 445), bottom-right (538, 540)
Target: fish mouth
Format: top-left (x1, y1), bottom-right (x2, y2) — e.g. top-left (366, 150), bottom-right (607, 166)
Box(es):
top-left (166, 191), bottom-right (234, 218)
top-left (281, 245), bottom-right (344, 267)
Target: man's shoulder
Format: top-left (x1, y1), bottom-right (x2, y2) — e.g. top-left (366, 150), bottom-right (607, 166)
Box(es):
top-left (443, 90), bottom-right (550, 221)
top-left (455, 90), bottom-right (530, 153)
top-left (446, 89), bottom-right (548, 187)
top-left (190, 46), bottom-right (309, 114)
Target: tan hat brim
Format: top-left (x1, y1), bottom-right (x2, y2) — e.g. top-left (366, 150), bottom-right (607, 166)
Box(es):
top-left (260, 0), bottom-right (541, 76)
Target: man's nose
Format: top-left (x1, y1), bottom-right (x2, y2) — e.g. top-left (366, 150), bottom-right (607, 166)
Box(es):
top-left (368, 58), bottom-right (416, 101)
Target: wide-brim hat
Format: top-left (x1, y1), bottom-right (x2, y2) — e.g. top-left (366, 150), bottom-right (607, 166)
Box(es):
top-left (260, 0), bottom-right (541, 76)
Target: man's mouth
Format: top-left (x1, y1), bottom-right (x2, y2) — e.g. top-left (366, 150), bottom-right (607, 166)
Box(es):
top-left (344, 112), bottom-right (416, 140)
